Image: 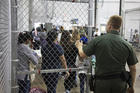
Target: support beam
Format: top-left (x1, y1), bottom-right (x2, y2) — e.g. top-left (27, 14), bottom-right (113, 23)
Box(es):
top-left (125, 7), bottom-right (140, 13)
top-left (29, 0), bottom-right (33, 31)
top-left (11, 0), bottom-right (17, 31)
top-left (119, 0), bottom-right (122, 16)
top-left (46, 0), bottom-right (140, 3)
top-left (11, 0), bottom-right (19, 92)
top-left (88, 0), bottom-right (94, 40)
top-left (44, 0), bottom-right (89, 3)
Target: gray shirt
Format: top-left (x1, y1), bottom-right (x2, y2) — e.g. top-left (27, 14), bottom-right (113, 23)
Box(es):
top-left (17, 44), bottom-right (38, 80)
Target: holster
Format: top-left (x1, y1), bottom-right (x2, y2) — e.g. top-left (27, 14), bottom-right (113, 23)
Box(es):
top-left (120, 71), bottom-right (132, 88)
top-left (89, 75), bottom-right (95, 91)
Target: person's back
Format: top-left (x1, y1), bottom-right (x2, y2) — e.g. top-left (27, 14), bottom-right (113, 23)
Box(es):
top-left (76, 15), bottom-right (138, 93)
top-left (17, 32), bottom-right (38, 78)
top-left (93, 31), bottom-right (132, 76)
top-left (41, 30), bottom-right (69, 93)
top-left (17, 31), bottom-right (38, 93)
top-left (64, 43), bottom-right (78, 68)
top-left (60, 31), bottom-right (78, 93)
top-left (41, 42), bottom-right (62, 69)
top-left (60, 31), bottom-right (78, 68)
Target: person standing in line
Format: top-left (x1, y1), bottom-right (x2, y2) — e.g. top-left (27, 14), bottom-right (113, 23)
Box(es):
top-left (60, 31), bottom-right (78, 93)
top-left (78, 34), bottom-right (89, 93)
top-left (71, 29), bottom-right (80, 43)
top-left (41, 30), bottom-right (69, 93)
top-left (76, 15), bottom-right (138, 93)
top-left (17, 31), bottom-right (39, 93)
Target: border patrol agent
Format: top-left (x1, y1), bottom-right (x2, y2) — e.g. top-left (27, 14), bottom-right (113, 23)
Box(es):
top-left (76, 15), bottom-right (138, 93)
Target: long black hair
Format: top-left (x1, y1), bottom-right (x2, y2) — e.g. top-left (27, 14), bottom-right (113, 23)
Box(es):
top-left (46, 30), bottom-right (58, 44)
top-left (18, 31), bottom-right (32, 44)
top-left (60, 30), bottom-right (72, 51)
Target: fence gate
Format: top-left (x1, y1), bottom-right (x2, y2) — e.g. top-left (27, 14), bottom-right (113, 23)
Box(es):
top-left (12, 0), bottom-right (94, 93)
top-left (0, 0), bottom-right (11, 93)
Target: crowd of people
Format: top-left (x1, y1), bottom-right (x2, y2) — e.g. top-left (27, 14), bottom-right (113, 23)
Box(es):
top-left (16, 24), bottom-right (90, 93)
top-left (17, 15), bottom-right (138, 93)
top-left (130, 29), bottom-right (139, 48)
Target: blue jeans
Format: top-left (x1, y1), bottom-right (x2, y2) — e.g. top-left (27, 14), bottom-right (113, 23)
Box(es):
top-left (18, 75), bottom-right (30, 93)
top-left (79, 73), bottom-right (87, 93)
top-left (42, 73), bottom-right (59, 93)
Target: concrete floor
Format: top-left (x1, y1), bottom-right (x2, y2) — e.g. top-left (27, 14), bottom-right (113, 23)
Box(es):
top-left (134, 52), bottom-right (140, 93)
top-left (31, 51), bottom-right (140, 93)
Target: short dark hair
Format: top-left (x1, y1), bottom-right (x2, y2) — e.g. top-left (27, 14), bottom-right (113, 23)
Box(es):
top-left (18, 31), bottom-right (32, 44)
top-left (46, 30), bottom-right (58, 44)
top-left (108, 15), bottom-right (122, 29)
top-left (36, 27), bottom-right (42, 32)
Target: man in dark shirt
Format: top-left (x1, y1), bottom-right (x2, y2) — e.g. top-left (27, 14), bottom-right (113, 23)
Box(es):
top-left (76, 15), bottom-right (138, 93)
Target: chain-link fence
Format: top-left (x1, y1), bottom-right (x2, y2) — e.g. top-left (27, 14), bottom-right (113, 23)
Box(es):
top-left (0, 0), bottom-right (11, 93)
top-left (124, 8), bottom-right (140, 48)
top-left (12, 0), bottom-right (95, 93)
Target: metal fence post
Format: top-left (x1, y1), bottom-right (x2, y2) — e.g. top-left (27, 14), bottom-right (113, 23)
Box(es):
top-left (119, 0), bottom-right (125, 37)
top-left (11, 0), bottom-right (19, 92)
top-left (29, 0), bottom-right (33, 31)
top-left (88, 0), bottom-right (94, 41)
top-left (86, 0), bottom-right (94, 93)
top-left (9, 0), bottom-right (12, 93)
top-left (11, 59), bottom-right (19, 93)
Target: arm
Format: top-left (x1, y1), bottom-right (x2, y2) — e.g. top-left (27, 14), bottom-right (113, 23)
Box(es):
top-left (59, 55), bottom-right (67, 69)
top-left (127, 65), bottom-right (137, 93)
top-left (76, 39), bottom-right (96, 59)
top-left (129, 64), bottom-right (136, 88)
top-left (78, 44), bottom-right (87, 59)
top-left (59, 55), bottom-right (70, 78)
top-left (75, 40), bottom-right (87, 59)
top-left (127, 47), bottom-right (138, 93)
top-left (27, 53), bottom-right (39, 65)
top-left (25, 47), bottom-right (39, 65)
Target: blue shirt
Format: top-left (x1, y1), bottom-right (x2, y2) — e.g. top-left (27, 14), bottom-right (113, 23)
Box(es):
top-left (41, 42), bottom-right (64, 69)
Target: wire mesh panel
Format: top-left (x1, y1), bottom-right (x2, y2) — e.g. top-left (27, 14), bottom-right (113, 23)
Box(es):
top-left (0, 0), bottom-right (11, 93)
top-left (124, 9), bottom-right (140, 48)
top-left (16, 0), bottom-right (91, 93)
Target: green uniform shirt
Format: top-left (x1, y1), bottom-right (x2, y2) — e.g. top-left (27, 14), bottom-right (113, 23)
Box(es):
top-left (83, 30), bottom-right (138, 76)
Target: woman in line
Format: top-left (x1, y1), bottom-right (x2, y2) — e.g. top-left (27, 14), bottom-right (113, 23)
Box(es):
top-left (60, 31), bottom-right (79, 93)
top-left (41, 30), bottom-right (69, 93)
top-left (71, 29), bottom-right (80, 43)
top-left (17, 31), bottom-right (39, 93)
top-left (78, 34), bottom-right (89, 93)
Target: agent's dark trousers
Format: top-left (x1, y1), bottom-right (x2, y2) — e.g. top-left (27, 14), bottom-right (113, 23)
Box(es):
top-left (79, 73), bottom-right (87, 93)
top-left (94, 78), bottom-right (127, 93)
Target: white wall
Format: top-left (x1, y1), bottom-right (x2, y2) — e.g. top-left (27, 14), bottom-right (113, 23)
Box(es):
top-left (17, 0), bottom-right (140, 35)
top-left (97, 1), bottom-right (119, 33)
top-left (18, 0), bottom-right (89, 31)
top-left (17, 0), bottom-right (29, 31)
top-left (124, 11), bottom-right (140, 41)
top-left (124, 1), bottom-right (140, 40)
top-left (97, 0), bottom-right (140, 36)
top-left (32, 1), bottom-right (89, 30)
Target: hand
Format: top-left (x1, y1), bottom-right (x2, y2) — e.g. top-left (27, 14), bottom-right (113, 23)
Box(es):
top-left (65, 71), bottom-right (70, 79)
top-left (36, 64), bottom-right (41, 69)
top-left (127, 87), bottom-right (134, 93)
top-left (75, 40), bottom-right (83, 49)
